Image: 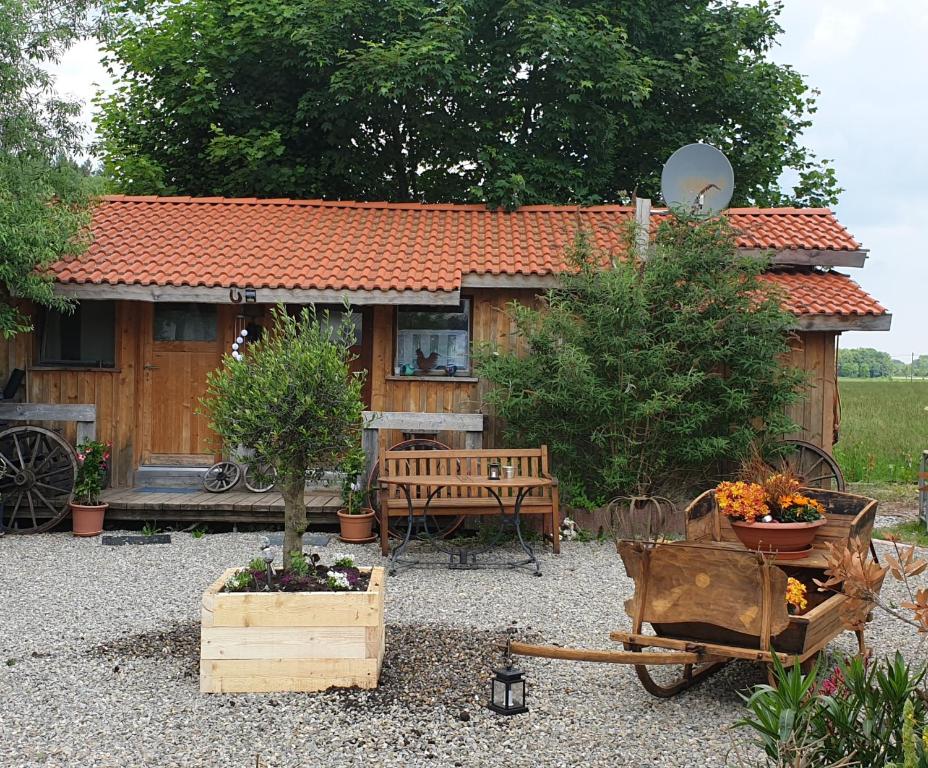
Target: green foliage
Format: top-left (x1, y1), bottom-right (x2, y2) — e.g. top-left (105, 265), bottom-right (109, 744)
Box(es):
top-left (223, 568), bottom-right (255, 592)
top-left (73, 440), bottom-right (110, 505)
top-left (96, 0), bottom-right (838, 208)
top-left (202, 305), bottom-right (365, 566)
top-left (739, 653), bottom-right (927, 767)
top-left (141, 521), bottom-right (160, 536)
top-left (339, 445), bottom-right (368, 515)
top-left (476, 215), bottom-right (804, 501)
top-left (190, 524), bottom-right (208, 539)
top-left (333, 556), bottom-right (355, 569)
top-left (838, 347), bottom-right (897, 379)
top-left (875, 521), bottom-right (928, 549)
top-left (0, 0), bottom-right (104, 337)
top-left (286, 551), bottom-right (310, 577)
top-left (834, 380), bottom-right (928, 484)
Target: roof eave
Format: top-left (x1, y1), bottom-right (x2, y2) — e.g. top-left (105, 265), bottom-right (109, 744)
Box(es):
top-left (795, 313), bottom-right (892, 332)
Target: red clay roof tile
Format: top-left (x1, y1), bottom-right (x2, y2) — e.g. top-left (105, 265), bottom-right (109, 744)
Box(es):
top-left (52, 196), bottom-right (881, 316)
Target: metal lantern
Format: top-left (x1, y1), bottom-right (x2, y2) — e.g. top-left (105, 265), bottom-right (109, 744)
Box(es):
top-left (488, 630), bottom-right (528, 715)
top-left (488, 461), bottom-right (501, 481)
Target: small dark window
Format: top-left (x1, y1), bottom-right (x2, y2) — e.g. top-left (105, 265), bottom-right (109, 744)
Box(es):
top-left (39, 301), bottom-right (116, 368)
top-left (154, 303), bottom-right (217, 342)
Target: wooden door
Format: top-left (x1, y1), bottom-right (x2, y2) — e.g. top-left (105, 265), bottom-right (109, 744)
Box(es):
top-left (141, 303), bottom-right (222, 465)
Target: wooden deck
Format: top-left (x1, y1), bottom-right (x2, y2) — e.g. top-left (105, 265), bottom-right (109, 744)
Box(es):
top-left (101, 488), bottom-right (342, 524)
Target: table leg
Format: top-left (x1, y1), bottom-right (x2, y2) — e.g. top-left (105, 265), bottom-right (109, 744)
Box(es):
top-left (389, 483), bottom-right (416, 575)
top-left (512, 486), bottom-right (541, 576)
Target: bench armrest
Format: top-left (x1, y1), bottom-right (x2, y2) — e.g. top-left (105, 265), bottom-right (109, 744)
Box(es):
top-left (541, 471), bottom-right (558, 486)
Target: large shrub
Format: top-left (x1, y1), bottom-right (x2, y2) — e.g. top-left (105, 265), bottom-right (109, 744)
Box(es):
top-left (476, 215), bottom-right (805, 504)
top-left (202, 306), bottom-right (365, 565)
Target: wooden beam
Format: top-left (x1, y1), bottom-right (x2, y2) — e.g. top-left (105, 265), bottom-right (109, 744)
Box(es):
top-left (362, 411), bottom-right (484, 432)
top-left (460, 274), bottom-right (558, 290)
top-left (741, 248), bottom-right (869, 268)
top-left (0, 403), bottom-right (95, 422)
top-left (508, 641), bottom-right (724, 666)
top-left (634, 197), bottom-right (651, 260)
top-left (55, 283), bottom-right (460, 306)
top-left (796, 314), bottom-right (892, 332)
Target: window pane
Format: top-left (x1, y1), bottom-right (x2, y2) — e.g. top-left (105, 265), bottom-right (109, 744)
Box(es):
top-left (396, 301), bottom-right (470, 373)
top-left (154, 303), bottom-right (217, 342)
top-left (39, 301), bottom-right (116, 367)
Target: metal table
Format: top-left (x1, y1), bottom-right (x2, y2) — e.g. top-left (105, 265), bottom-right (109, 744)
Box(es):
top-left (378, 474), bottom-right (551, 576)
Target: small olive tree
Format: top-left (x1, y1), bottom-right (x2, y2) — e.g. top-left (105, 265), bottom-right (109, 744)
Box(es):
top-left (203, 306), bottom-right (365, 565)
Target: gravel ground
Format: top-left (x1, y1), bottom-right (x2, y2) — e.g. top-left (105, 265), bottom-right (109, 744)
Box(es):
top-left (1, 532), bottom-right (926, 768)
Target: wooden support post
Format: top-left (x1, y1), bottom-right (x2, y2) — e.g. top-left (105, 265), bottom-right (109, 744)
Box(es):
top-left (635, 197), bottom-right (651, 260)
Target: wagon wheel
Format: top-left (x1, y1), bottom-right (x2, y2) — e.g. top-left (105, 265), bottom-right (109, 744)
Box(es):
top-left (0, 426), bottom-right (77, 534)
top-left (368, 438), bottom-right (465, 539)
top-left (243, 462), bottom-right (276, 493)
top-left (768, 439), bottom-right (846, 491)
top-left (203, 461), bottom-right (241, 493)
top-left (624, 644), bottom-right (729, 698)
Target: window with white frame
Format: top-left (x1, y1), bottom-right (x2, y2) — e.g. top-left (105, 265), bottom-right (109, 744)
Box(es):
top-left (395, 300), bottom-right (471, 374)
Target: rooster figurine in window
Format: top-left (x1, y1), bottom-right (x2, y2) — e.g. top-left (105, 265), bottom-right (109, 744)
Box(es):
top-left (416, 348), bottom-right (439, 372)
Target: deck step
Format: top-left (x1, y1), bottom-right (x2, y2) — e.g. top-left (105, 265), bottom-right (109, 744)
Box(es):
top-left (135, 466), bottom-right (207, 488)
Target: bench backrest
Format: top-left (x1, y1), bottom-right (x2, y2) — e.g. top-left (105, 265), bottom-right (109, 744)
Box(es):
top-left (685, 487), bottom-right (878, 552)
top-left (379, 447), bottom-right (552, 501)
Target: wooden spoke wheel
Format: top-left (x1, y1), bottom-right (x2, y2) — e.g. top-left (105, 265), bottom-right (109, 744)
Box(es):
top-left (768, 439), bottom-right (846, 491)
top-left (243, 462), bottom-right (276, 493)
top-left (203, 461), bottom-right (241, 493)
top-left (368, 438), bottom-right (465, 539)
top-left (0, 426), bottom-right (77, 534)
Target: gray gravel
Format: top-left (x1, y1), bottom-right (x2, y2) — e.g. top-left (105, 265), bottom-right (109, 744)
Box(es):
top-left (0, 532), bottom-right (925, 768)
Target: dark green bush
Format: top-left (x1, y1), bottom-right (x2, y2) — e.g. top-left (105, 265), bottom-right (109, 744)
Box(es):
top-left (476, 214), bottom-right (805, 503)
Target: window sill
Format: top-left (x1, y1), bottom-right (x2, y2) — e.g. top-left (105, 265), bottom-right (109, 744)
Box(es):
top-left (30, 366), bottom-right (121, 373)
top-left (387, 375), bottom-right (478, 383)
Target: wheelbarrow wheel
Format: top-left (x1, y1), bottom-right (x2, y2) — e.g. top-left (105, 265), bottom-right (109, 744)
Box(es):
top-left (625, 644), bottom-right (729, 698)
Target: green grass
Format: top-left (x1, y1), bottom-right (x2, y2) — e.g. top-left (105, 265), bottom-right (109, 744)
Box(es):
top-left (873, 520), bottom-right (928, 548)
top-left (833, 380), bottom-right (928, 484)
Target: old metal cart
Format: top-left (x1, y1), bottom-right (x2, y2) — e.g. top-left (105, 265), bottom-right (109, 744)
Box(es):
top-left (509, 488), bottom-right (881, 697)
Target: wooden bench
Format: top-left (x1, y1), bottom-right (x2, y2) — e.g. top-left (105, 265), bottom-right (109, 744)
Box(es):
top-left (377, 447), bottom-right (561, 556)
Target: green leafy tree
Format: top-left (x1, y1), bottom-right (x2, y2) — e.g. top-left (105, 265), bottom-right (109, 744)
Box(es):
top-left (476, 215), bottom-right (805, 503)
top-left (838, 347), bottom-right (895, 378)
top-left (202, 306), bottom-right (365, 565)
top-left (0, 0), bottom-right (103, 337)
top-left (96, 0), bottom-right (838, 208)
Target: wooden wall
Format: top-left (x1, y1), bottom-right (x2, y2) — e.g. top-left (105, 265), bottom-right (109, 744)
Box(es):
top-left (785, 331), bottom-right (838, 449)
top-left (370, 288), bottom-right (538, 448)
top-left (0, 293), bottom-right (840, 489)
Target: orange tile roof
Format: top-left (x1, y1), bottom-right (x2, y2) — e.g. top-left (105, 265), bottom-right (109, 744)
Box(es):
top-left (52, 196), bottom-right (882, 316)
top-left (761, 270), bottom-right (885, 317)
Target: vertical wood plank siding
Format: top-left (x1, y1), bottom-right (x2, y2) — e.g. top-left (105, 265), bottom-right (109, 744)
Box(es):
top-left (0, 293), bottom-right (840, 487)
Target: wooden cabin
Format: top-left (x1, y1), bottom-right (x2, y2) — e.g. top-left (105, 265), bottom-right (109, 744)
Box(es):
top-left (0, 198), bottom-right (890, 499)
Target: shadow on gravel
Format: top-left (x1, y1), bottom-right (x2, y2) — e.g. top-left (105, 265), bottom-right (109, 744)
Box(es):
top-left (87, 621), bottom-right (542, 714)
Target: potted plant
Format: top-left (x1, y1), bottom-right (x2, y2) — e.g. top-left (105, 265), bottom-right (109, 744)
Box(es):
top-left (71, 439), bottom-right (110, 536)
top-left (714, 470), bottom-right (826, 558)
top-left (201, 306), bottom-right (382, 693)
top-left (337, 445), bottom-right (376, 542)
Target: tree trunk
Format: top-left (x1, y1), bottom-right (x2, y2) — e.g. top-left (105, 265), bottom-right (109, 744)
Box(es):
top-left (280, 471), bottom-right (307, 567)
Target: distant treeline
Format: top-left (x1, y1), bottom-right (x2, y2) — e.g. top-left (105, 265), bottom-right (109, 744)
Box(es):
top-left (838, 347), bottom-right (928, 378)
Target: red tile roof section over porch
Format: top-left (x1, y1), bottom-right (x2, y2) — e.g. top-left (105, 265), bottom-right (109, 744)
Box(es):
top-left (52, 196), bottom-right (886, 318)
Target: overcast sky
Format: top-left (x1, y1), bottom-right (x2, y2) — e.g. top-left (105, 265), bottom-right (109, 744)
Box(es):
top-left (50, 2), bottom-right (926, 359)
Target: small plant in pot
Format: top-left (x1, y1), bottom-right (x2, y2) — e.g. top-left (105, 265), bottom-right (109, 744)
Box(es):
top-left (715, 467), bottom-right (826, 559)
top-left (337, 446), bottom-right (376, 543)
top-left (71, 439), bottom-right (110, 536)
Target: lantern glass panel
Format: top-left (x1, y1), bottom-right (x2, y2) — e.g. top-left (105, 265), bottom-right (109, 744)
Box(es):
top-left (492, 679), bottom-right (506, 708)
top-left (510, 680), bottom-right (525, 708)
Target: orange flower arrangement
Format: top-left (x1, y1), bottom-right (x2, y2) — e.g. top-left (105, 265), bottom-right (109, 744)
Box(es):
top-left (715, 469), bottom-right (824, 524)
top-left (786, 577), bottom-right (808, 612)
top-left (715, 481), bottom-right (768, 523)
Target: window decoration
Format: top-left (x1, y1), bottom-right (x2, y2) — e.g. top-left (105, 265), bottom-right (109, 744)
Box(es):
top-left (395, 300), bottom-right (470, 375)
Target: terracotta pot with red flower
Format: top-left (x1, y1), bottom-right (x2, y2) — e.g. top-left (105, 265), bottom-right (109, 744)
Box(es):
top-left (337, 447), bottom-right (376, 543)
top-left (714, 471), bottom-right (826, 559)
top-left (71, 440), bottom-right (110, 536)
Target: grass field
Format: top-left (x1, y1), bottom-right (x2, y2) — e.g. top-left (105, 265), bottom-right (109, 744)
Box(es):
top-left (834, 379), bottom-right (928, 484)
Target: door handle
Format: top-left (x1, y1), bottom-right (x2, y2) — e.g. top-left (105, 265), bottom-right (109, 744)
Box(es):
top-left (144, 364), bottom-right (159, 370)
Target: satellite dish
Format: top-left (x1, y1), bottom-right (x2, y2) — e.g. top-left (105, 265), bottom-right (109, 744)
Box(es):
top-left (660, 143), bottom-right (734, 215)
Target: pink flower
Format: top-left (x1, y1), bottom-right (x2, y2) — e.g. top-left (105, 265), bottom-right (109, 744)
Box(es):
top-left (77, 453), bottom-right (85, 461)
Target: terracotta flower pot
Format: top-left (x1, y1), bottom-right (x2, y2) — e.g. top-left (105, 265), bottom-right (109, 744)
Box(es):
top-left (338, 508), bottom-right (376, 543)
top-left (730, 518), bottom-right (826, 559)
top-left (71, 502), bottom-right (108, 537)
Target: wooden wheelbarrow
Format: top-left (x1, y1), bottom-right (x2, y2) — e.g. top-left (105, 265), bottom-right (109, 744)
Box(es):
top-left (509, 488), bottom-right (882, 697)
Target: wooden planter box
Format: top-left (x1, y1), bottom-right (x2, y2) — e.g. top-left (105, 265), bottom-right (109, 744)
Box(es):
top-left (200, 567), bottom-right (386, 693)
